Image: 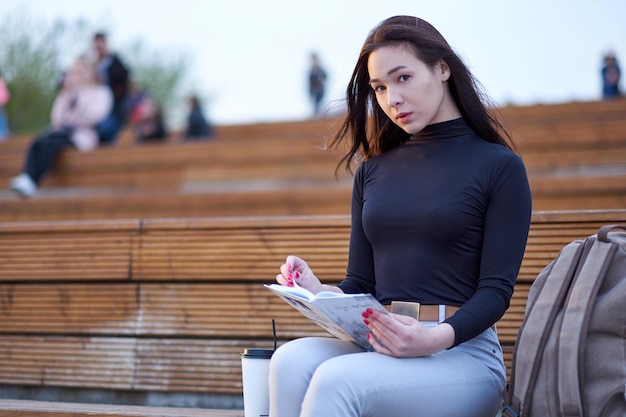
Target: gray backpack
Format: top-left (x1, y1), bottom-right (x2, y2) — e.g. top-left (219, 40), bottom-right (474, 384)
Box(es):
top-left (502, 225), bottom-right (626, 417)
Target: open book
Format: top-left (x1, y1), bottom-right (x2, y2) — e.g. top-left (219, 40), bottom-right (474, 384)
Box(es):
top-left (265, 282), bottom-right (388, 351)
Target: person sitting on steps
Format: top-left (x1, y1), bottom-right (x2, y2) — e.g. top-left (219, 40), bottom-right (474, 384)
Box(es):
top-left (10, 55), bottom-right (112, 197)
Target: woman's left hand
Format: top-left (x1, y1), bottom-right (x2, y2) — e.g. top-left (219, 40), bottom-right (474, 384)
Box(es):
top-left (363, 308), bottom-right (455, 357)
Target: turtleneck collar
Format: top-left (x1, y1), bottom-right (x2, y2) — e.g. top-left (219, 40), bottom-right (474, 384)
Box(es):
top-left (408, 118), bottom-right (472, 142)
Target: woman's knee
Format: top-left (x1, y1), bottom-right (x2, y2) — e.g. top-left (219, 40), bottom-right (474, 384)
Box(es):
top-left (269, 338), bottom-right (302, 379)
top-left (270, 337), bottom-right (361, 382)
top-left (270, 338), bottom-right (320, 383)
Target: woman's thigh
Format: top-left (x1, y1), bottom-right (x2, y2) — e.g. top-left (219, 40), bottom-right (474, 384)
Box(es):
top-left (269, 337), bottom-right (363, 395)
top-left (302, 330), bottom-right (505, 417)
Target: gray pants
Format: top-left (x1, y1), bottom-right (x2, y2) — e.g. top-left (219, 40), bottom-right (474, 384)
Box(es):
top-left (269, 327), bottom-right (505, 417)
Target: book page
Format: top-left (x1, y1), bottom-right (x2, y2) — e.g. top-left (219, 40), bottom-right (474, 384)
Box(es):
top-left (265, 284), bottom-right (387, 351)
top-left (310, 293), bottom-right (386, 351)
top-left (266, 285), bottom-right (358, 344)
top-left (265, 283), bottom-right (315, 301)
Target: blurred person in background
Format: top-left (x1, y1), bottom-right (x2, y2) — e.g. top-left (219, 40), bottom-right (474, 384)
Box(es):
top-left (93, 31), bottom-right (131, 144)
top-left (131, 94), bottom-right (167, 143)
top-left (9, 55), bottom-right (112, 197)
top-left (308, 52), bottom-right (327, 117)
top-left (601, 50), bottom-right (622, 100)
top-left (0, 70), bottom-right (10, 140)
top-left (183, 94), bottom-right (214, 140)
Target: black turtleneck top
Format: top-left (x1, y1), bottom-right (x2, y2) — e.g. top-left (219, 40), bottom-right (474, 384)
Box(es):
top-left (337, 118), bottom-right (532, 346)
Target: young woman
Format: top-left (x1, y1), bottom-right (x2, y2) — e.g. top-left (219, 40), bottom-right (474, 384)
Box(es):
top-left (269, 15), bottom-right (532, 417)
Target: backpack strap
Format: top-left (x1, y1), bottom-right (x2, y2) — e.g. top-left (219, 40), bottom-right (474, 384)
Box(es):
top-left (503, 240), bottom-right (586, 417)
top-left (557, 228), bottom-right (620, 417)
top-left (597, 224), bottom-right (626, 241)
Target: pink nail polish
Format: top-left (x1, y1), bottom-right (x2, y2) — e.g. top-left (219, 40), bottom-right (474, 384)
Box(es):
top-left (294, 271), bottom-right (300, 279)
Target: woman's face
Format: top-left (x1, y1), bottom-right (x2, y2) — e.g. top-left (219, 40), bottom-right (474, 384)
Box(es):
top-left (368, 44), bottom-right (459, 134)
top-left (65, 59), bottom-right (96, 88)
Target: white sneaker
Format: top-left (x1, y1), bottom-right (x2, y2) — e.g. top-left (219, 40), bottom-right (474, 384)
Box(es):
top-left (10, 173), bottom-right (37, 197)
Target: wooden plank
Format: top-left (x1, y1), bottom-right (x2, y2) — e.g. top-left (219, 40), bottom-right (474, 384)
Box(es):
top-left (0, 284), bottom-right (138, 334)
top-left (0, 230), bottom-right (135, 281)
top-left (0, 283), bottom-right (328, 338)
top-left (511, 118), bottom-right (626, 150)
top-left (0, 400), bottom-right (243, 417)
top-left (0, 335), bottom-right (276, 394)
top-left (1, 166), bottom-right (624, 222)
top-left (0, 185), bottom-right (354, 223)
top-left (133, 225), bottom-right (350, 281)
top-left (137, 283), bottom-right (322, 337)
top-left (0, 128), bottom-right (344, 187)
top-left (498, 99), bottom-right (626, 124)
top-left (1, 211), bottom-right (625, 284)
top-left (502, 345), bottom-right (514, 382)
top-left (496, 284), bottom-right (530, 344)
top-left (531, 208), bottom-right (626, 223)
top-left (521, 145), bottom-right (626, 172)
top-left (0, 336), bottom-right (136, 389)
top-left (0, 279), bottom-right (526, 342)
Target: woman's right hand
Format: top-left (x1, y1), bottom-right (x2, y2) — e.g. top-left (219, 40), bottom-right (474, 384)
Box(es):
top-left (276, 255), bottom-right (325, 294)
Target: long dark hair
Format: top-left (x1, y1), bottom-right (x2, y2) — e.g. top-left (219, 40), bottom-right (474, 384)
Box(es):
top-left (330, 15), bottom-right (515, 173)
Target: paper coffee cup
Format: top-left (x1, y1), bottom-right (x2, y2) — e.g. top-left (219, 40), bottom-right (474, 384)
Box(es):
top-left (241, 348), bottom-right (274, 417)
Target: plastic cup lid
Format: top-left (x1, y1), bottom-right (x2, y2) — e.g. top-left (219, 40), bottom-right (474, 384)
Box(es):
top-left (241, 348), bottom-right (274, 359)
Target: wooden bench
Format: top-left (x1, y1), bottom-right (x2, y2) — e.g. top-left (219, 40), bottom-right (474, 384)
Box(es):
top-left (0, 125), bottom-right (347, 189)
top-left (497, 99), bottom-right (626, 124)
top-left (1, 100), bottom-right (625, 221)
top-left (0, 400), bottom-right (243, 417)
top-left (0, 170), bottom-right (623, 221)
top-left (0, 119), bottom-right (354, 221)
top-left (0, 182), bottom-right (353, 222)
top-left (0, 156), bottom-right (623, 221)
top-left (1, 209), bottom-right (625, 415)
top-left (3, 101), bottom-right (623, 187)
top-left (0, 399), bottom-right (243, 416)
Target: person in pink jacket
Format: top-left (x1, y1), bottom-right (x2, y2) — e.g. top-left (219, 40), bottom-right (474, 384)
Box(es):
top-left (10, 55), bottom-right (112, 197)
top-left (0, 70), bottom-right (10, 140)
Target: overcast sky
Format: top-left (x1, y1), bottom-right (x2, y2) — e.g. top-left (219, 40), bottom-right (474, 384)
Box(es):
top-left (1, 0), bottom-right (625, 126)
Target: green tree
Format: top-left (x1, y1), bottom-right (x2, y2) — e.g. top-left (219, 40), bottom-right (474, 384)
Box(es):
top-left (0, 13), bottom-right (83, 134)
